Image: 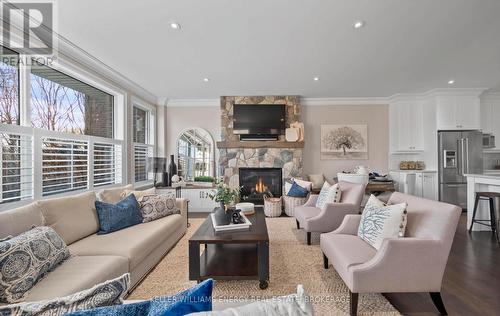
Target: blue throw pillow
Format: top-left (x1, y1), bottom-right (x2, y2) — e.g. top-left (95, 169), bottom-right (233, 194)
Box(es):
top-left (95, 194), bottom-right (143, 234)
top-left (287, 181), bottom-right (309, 197)
top-left (66, 279), bottom-right (214, 316)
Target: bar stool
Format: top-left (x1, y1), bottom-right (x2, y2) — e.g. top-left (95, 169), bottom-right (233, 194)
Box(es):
top-left (469, 192), bottom-right (500, 242)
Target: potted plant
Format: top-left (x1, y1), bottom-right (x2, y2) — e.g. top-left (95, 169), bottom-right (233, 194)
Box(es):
top-left (208, 178), bottom-right (241, 225)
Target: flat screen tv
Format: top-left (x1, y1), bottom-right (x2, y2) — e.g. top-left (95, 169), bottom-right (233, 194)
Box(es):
top-left (233, 104), bottom-right (286, 136)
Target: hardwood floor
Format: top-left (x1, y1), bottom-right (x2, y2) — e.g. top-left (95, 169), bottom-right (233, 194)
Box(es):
top-left (189, 212), bottom-right (500, 315)
top-left (384, 214), bottom-right (500, 315)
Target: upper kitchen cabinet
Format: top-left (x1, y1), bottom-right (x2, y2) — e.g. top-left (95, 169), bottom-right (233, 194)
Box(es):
top-left (389, 99), bottom-right (424, 152)
top-left (480, 92), bottom-right (500, 140)
top-left (436, 93), bottom-right (481, 130)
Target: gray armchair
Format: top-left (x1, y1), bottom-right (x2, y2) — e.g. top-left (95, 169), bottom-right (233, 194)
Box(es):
top-left (320, 192), bottom-right (461, 315)
top-left (294, 181), bottom-right (365, 245)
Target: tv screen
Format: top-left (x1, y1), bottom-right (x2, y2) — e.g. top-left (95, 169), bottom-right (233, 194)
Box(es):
top-left (233, 104), bottom-right (286, 135)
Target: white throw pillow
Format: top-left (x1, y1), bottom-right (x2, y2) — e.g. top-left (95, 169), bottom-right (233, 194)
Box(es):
top-left (358, 195), bottom-right (408, 250)
top-left (291, 178), bottom-right (313, 192)
top-left (190, 285), bottom-right (313, 316)
top-left (315, 183), bottom-right (341, 208)
top-left (284, 181), bottom-right (293, 195)
top-left (307, 174), bottom-right (325, 190)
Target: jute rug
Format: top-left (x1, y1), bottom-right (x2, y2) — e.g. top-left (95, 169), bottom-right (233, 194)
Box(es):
top-left (129, 217), bottom-right (400, 316)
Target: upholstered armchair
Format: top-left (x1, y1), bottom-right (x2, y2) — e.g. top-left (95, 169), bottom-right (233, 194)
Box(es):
top-left (320, 192), bottom-right (461, 316)
top-left (294, 181), bottom-right (365, 245)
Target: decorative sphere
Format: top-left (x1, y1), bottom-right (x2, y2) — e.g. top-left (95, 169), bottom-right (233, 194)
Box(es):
top-left (171, 175), bottom-right (180, 183)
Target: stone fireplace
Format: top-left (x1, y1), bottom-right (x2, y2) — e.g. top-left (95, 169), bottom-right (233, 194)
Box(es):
top-left (217, 95), bottom-right (304, 191)
top-left (239, 168), bottom-right (282, 204)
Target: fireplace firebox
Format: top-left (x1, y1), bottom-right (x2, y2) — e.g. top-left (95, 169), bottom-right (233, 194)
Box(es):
top-left (239, 168), bottom-right (282, 204)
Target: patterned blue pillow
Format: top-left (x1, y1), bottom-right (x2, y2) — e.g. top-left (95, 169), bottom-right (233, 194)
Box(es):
top-left (315, 182), bottom-right (331, 208)
top-left (2, 274), bottom-right (129, 314)
top-left (357, 195), bottom-right (408, 250)
top-left (95, 194), bottom-right (143, 235)
top-left (287, 181), bottom-right (309, 198)
top-left (66, 279), bottom-right (214, 316)
top-left (0, 226), bottom-right (70, 303)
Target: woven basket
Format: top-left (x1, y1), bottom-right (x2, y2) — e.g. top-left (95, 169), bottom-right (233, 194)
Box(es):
top-left (283, 195), bottom-right (308, 217)
top-left (264, 197), bottom-right (282, 217)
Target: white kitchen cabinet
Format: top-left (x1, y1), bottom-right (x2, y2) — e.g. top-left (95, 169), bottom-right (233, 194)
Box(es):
top-left (389, 100), bottom-right (424, 152)
top-left (422, 173), bottom-right (437, 200)
top-left (436, 95), bottom-right (480, 130)
top-left (414, 172), bottom-right (437, 200)
top-left (415, 173), bottom-right (423, 197)
top-left (390, 171), bottom-right (437, 200)
top-left (480, 93), bottom-right (500, 143)
top-left (389, 171), bottom-right (416, 195)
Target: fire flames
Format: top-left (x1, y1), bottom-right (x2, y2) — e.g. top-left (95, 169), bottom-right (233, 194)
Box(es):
top-left (255, 178), bottom-right (268, 193)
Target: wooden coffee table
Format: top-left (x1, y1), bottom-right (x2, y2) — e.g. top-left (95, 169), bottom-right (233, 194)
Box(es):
top-left (188, 207), bottom-right (270, 289)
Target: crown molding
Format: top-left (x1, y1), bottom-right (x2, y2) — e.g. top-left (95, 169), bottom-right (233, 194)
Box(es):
top-left (301, 97), bottom-right (388, 106)
top-left (165, 97), bottom-right (389, 107)
top-left (388, 88), bottom-right (488, 102)
top-left (165, 90), bottom-right (492, 107)
top-left (166, 99), bottom-right (220, 107)
top-left (480, 91), bottom-right (500, 102)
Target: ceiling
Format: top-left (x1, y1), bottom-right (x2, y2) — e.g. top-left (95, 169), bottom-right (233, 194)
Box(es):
top-left (56, 0), bottom-right (500, 100)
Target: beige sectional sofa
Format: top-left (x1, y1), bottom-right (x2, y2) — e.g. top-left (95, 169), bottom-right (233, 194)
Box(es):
top-left (0, 187), bottom-right (188, 302)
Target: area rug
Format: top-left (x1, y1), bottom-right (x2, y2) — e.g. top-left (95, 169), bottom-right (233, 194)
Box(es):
top-left (129, 217), bottom-right (400, 316)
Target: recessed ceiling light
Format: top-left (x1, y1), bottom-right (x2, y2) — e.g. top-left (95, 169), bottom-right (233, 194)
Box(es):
top-left (353, 20), bottom-right (365, 29)
top-left (313, 77), bottom-right (320, 81)
top-left (170, 22), bottom-right (181, 30)
top-left (448, 79), bottom-right (455, 85)
top-left (203, 77), bottom-right (210, 82)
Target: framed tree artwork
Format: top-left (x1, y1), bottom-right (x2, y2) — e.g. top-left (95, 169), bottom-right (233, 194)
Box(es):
top-left (320, 124), bottom-right (368, 160)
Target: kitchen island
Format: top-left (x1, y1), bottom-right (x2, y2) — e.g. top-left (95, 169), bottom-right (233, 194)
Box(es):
top-left (466, 174), bottom-right (500, 231)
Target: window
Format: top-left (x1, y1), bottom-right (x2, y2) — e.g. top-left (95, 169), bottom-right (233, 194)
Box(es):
top-left (133, 106), bottom-right (147, 143)
top-left (30, 63), bottom-right (114, 138)
top-left (41, 137), bottom-right (88, 196)
top-left (0, 47), bottom-right (28, 204)
top-left (0, 49), bottom-right (128, 206)
top-left (177, 128), bottom-right (214, 181)
top-left (133, 105), bottom-right (154, 183)
top-left (1, 130), bottom-right (33, 203)
top-left (0, 47), bottom-right (20, 124)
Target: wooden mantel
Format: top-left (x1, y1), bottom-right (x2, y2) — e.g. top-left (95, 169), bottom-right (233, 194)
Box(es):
top-left (216, 141), bottom-right (305, 149)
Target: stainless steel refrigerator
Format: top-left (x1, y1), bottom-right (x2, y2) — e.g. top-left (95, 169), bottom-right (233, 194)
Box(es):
top-left (438, 131), bottom-right (483, 209)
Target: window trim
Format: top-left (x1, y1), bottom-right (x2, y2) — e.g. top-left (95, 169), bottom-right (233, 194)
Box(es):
top-left (0, 47), bottom-right (22, 125)
top-left (176, 127), bottom-right (215, 182)
top-left (0, 50), bottom-right (134, 209)
top-left (131, 97), bottom-right (156, 187)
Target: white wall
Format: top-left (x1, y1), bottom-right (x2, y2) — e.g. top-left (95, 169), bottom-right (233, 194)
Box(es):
top-left (166, 106), bottom-right (221, 175)
top-left (164, 103), bottom-right (390, 181)
top-left (302, 104), bottom-right (389, 181)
